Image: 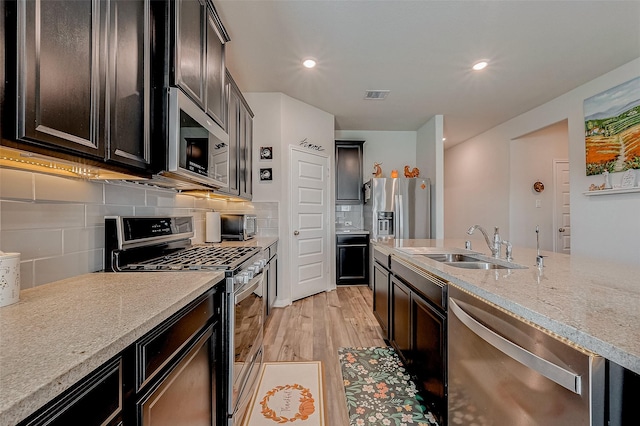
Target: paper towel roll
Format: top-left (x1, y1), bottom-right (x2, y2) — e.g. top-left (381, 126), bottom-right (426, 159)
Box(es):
top-left (0, 252), bottom-right (20, 308)
top-left (206, 212), bottom-right (221, 243)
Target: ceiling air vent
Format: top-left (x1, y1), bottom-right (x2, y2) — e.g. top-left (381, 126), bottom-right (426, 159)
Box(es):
top-left (364, 90), bottom-right (390, 100)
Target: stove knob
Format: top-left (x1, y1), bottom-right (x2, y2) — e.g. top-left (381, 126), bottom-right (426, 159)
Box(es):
top-left (246, 269), bottom-right (254, 279)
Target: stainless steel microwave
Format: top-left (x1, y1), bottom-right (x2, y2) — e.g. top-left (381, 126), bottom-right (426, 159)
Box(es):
top-left (157, 88), bottom-right (229, 190)
top-left (221, 214), bottom-right (257, 240)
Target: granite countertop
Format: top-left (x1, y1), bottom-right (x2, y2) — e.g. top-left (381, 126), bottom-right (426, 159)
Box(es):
top-left (371, 238), bottom-right (640, 375)
top-left (0, 271), bottom-right (225, 426)
top-left (336, 229), bottom-right (370, 235)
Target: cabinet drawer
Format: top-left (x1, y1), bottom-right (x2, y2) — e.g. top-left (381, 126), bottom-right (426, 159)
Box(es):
top-left (373, 247), bottom-right (390, 268)
top-left (21, 357), bottom-right (122, 426)
top-left (137, 291), bottom-right (215, 390)
top-left (336, 234), bottom-right (368, 245)
top-left (391, 256), bottom-right (447, 310)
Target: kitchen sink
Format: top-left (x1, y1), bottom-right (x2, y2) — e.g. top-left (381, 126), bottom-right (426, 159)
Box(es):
top-left (421, 253), bottom-right (527, 270)
top-left (422, 253), bottom-right (481, 263)
top-left (444, 261), bottom-right (507, 269)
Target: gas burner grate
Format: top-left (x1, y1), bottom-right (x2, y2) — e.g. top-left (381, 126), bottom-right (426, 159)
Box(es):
top-left (125, 246), bottom-right (260, 271)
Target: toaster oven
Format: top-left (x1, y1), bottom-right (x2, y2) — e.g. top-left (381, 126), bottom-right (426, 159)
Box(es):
top-left (220, 214), bottom-right (257, 241)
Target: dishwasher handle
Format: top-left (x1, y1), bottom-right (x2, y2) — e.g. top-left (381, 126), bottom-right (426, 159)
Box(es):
top-left (449, 297), bottom-right (582, 394)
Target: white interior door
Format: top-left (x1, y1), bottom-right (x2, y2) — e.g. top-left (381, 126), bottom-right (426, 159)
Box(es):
top-left (553, 160), bottom-right (571, 254)
top-left (289, 147), bottom-right (331, 301)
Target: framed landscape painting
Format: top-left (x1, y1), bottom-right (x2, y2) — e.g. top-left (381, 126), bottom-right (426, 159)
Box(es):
top-left (584, 76), bottom-right (640, 175)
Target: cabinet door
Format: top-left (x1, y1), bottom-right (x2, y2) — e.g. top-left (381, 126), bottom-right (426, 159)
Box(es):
top-left (373, 262), bottom-right (390, 338)
top-left (20, 357), bottom-right (123, 426)
top-left (391, 276), bottom-right (411, 356)
top-left (18, 0), bottom-right (105, 158)
top-left (239, 103), bottom-right (253, 199)
top-left (175, 0), bottom-right (205, 107)
top-left (336, 241), bottom-right (369, 285)
top-left (205, 7), bottom-right (225, 128)
top-left (138, 327), bottom-right (215, 426)
top-left (267, 255), bottom-right (278, 317)
top-left (411, 293), bottom-right (446, 415)
top-left (107, 0), bottom-right (151, 169)
top-left (221, 76), bottom-right (240, 196)
top-left (335, 142), bottom-right (364, 204)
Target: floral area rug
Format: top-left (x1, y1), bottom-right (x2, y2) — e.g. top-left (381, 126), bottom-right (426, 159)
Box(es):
top-left (338, 347), bottom-right (439, 426)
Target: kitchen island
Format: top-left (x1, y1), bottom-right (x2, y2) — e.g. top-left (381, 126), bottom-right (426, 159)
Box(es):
top-left (372, 238), bottom-right (640, 375)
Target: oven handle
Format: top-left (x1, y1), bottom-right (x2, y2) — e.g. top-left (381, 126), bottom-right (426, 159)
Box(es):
top-left (234, 273), bottom-right (264, 304)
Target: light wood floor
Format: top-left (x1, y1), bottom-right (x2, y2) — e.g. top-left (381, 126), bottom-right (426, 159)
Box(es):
top-left (263, 286), bottom-right (387, 426)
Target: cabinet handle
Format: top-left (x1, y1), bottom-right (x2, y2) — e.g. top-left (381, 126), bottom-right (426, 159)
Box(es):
top-left (449, 297), bottom-right (582, 394)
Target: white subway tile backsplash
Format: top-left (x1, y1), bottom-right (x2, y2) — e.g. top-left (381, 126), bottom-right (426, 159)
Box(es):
top-left (0, 229), bottom-right (62, 259)
top-left (0, 200), bottom-right (85, 230)
top-left (0, 170), bottom-right (282, 286)
top-left (0, 168), bottom-right (34, 200)
top-left (86, 204), bottom-right (135, 227)
top-left (64, 226), bottom-right (104, 253)
top-left (34, 249), bottom-right (103, 286)
top-left (104, 182), bottom-right (147, 206)
top-left (19, 260), bottom-right (35, 289)
top-left (34, 174), bottom-right (103, 203)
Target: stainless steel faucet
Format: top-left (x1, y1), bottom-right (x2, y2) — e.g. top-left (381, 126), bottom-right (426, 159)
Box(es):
top-left (467, 225), bottom-right (501, 258)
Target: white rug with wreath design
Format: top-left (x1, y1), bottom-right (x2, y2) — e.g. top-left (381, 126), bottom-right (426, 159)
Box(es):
top-left (242, 361), bottom-right (325, 426)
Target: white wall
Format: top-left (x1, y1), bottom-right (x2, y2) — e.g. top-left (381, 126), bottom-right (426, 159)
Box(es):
top-left (246, 92), bottom-right (335, 306)
top-left (445, 57), bottom-right (640, 265)
top-left (509, 120), bottom-right (568, 251)
top-left (335, 130), bottom-right (416, 181)
top-left (417, 115), bottom-right (444, 238)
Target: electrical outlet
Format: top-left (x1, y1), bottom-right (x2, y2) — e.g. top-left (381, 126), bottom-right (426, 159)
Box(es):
top-left (345, 221), bottom-right (353, 226)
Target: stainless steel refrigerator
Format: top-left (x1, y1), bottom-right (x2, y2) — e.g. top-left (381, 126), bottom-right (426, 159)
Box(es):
top-left (363, 178), bottom-right (431, 240)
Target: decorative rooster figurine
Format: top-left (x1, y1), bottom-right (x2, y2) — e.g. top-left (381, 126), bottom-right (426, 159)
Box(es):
top-left (404, 165), bottom-right (420, 178)
top-left (373, 162), bottom-right (383, 177)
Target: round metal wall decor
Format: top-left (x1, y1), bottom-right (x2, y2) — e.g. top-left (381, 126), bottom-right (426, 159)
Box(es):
top-left (533, 181), bottom-right (545, 193)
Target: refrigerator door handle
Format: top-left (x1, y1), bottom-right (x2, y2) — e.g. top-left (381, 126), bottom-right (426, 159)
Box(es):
top-left (449, 297), bottom-right (582, 394)
top-left (397, 194), bottom-right (404, 239)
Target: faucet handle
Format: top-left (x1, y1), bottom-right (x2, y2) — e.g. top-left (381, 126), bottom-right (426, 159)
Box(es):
top-left (501, 240), bottom-right (513, 262)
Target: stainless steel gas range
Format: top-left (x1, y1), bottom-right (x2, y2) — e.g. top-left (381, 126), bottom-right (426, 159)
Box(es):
top-left (105, 216), bottom-right (266, 426)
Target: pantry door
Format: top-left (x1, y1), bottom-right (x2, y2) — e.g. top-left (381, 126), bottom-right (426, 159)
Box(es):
top-left (290, 147), bottom-right (331, 301)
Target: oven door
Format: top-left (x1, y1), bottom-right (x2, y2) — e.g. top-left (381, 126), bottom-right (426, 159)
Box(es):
top-left (230, 273), bottom-right (264, 424)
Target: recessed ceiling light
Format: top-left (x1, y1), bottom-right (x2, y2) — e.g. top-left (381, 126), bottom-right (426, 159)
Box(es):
top-left (302, 58), bottom-right (317, 68)
top-left (472, 60), bottom-right (488, 71)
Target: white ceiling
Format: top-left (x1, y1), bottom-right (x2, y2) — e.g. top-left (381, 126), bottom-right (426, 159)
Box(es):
top-left (215, 0), bottom-right (640, 147)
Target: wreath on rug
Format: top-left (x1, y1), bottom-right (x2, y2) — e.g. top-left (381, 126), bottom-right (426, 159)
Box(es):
top-left (260, 383), bottom-right (316, 423)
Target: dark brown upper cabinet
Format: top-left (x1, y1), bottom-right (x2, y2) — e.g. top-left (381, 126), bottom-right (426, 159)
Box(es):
top-left (12, 0), bottom-right (151, 171)
top-left (335, 140), bottom-right (365, 204)
top-left (174, 0), bottom-right (228, 130)
top-left (221, 71), bottom-right (253, 200)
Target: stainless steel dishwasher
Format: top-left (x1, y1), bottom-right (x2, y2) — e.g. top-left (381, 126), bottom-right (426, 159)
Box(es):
top-left (448, 285), bottom-right (605, 426)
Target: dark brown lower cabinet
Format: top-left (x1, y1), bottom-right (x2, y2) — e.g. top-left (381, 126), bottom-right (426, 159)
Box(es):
top-left (138, 326), bottom-right (216, 426)
top-left (372, 261), bottom-right (390, 339)
top-left (390, 268), bottom-right (446, 426)
top-left (390, 276), bottom-right (411, 354)
top-left (336, 234), bottom-right (369, 285)
top-left (18, 286), bottom-right (223, 426)
top-left (19, 357), bottom-right (124, 426)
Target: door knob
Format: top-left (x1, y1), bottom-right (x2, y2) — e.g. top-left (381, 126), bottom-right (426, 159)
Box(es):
top-left (294, 230), bottom-right (300, 236)
top-left (558, 228), bottom-right (565, 233)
